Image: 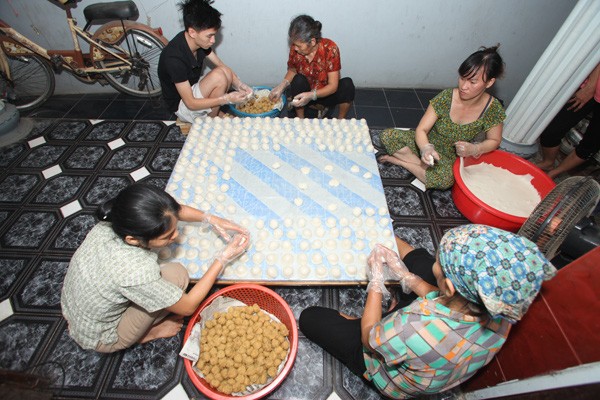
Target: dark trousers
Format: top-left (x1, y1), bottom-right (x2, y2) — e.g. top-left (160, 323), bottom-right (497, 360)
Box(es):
top-left (289, 74), bottom-right (355, 108)
top-left (299, 249), bottom-right (437, 378)
top-left (539, 99), bottom-right (599, 160)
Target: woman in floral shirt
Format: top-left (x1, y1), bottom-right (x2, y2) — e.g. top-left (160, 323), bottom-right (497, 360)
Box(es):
top-left (269, 14), bottom-right (355, 119)
top-left (378, 46), bottom-right (506, 190)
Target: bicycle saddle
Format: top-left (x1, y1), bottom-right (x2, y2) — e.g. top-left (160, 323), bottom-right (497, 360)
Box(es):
top-left (83, 1), bottom-right (139, 23)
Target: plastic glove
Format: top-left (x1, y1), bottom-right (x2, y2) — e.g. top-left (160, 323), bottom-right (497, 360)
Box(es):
top-left (214, 233), bottom-right (250, 273)
top-left (372, 244), bottom-right (419, 294)
top-left (233, 81), bottom-right (254, 98)
top-left (420, 143), bottom-right (439, 166)
top-left (290, 90), bottom-right (315, 108)
top-left (366, 246), bottom-right (391, 299)
top-left (221, 91), bottom-right (248, 105)
top-left (269, 79), bottom-right (290, 101)
top-left (455, 141), bottom-right (482, 158)
top-left (202, 214), bottom-right (249, 242)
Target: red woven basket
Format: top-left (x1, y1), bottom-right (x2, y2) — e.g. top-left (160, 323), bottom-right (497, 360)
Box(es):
top-left (183, 284), bottom-right (298, 400)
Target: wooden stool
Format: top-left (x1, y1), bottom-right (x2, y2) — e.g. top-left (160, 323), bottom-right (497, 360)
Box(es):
top-left (176, 118), bottom-right (191, 135)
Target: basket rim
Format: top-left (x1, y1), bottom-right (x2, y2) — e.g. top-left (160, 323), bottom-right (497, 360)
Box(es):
top-left (228, 86), bottom-right (287, 118)
top-left (182, 283), bottom-right (299, 400)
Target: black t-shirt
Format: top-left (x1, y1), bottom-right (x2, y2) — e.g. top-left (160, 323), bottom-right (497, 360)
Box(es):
top-left (158, 31), bottom-right (212, 112)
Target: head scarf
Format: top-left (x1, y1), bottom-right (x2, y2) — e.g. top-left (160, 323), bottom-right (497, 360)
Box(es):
top-left (439, 224), bottom-right (556, 323)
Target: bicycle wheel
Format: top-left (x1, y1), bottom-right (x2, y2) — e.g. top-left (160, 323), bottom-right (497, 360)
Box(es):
top-left (1, 54), bottom-right (55, 111)
top-left (97, 28), bottom-right (164, 98)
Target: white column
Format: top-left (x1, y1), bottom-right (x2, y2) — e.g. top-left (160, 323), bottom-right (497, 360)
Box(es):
top-left (501, 0), bottom-right (600, 156)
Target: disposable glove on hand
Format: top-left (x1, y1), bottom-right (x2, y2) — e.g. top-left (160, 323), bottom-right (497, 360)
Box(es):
top-left (269, 79), bottom-right (290, 101)
top-left (455, 141), bottom-right (482, 158)
top-left (366, 246), bottom-right (391, 299)
top-left (372, 243), bottom-right (420, 294)
top-left (202, 214), bottom-right (249, 242)
top-left (420, 143), bottom-right (439, 166)
top-left (214, 233), bottom-right (250, 273)
top-left (221, 91), bottom-right (248, 105)
top-left (290, 91), bottom-right (314, 107)
top-left (234, 81), bottom-right (254, 98)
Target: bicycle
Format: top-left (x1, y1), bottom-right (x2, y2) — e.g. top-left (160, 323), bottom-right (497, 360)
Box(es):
top-left (0, 0), bottom-right (168, 111)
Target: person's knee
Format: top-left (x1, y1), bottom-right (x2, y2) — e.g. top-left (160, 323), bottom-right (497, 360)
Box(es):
top-left (207, 65), bottom-right (234, 87)
top-left (161, 262), bottom-right (190, 290)
top-left (299, 306), bottom-right (324, 334)
top-left (290, 74), bottom-right (310, 95)
top-left (338, 78), bottom-right (355, 102)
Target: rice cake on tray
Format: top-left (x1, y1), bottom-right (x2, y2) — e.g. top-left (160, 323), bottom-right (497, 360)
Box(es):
top-left (160, 116), bottom-right (397, 284)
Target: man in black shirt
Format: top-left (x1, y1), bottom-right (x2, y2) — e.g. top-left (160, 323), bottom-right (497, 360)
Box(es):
top-left (158, 0), bottom-right (252, 122)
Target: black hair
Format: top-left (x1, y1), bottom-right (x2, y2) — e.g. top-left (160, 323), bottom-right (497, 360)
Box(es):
top-left (179, 0), bottom-right (222, 31)
top-left (288, 15), bottom-right (322, 43)
top-left (96, 183), bottom-right (181, 246)
top-left (458, 44), bottom-right (505, 82)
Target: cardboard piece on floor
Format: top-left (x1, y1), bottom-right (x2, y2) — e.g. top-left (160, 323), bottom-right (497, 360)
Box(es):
top-left (411, 178), bottom-right (426, 192)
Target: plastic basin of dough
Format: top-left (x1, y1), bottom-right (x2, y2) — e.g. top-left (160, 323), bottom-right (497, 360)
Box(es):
top-left (183, 284), bottom-right (298, 400)
top-left (228, 86), bottom-right (287, 118)
top-left (452, 150), bottom-right (556, 232)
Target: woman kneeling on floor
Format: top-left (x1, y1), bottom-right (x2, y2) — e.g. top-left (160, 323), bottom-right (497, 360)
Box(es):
top-left (61, 183), bottom-right (250, 353)
top-left (300, 224), bottom-right (556, 399)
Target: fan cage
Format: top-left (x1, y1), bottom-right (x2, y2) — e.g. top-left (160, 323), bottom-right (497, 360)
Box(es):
top-left (518, 177), bottom-right (600, 260)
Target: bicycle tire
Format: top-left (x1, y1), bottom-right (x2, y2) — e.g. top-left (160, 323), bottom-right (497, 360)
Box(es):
top-left (2, 54), bottom-right (55, 111)
top-left (97, 28), bottom-right (164, 98)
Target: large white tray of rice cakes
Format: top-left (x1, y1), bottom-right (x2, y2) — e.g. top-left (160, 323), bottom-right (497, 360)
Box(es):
top-left (161, 116), bottom-right (397, 284)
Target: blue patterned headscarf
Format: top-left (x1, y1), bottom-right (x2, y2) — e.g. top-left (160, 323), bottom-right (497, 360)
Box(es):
top-left (439, 224), bottom-right (556, 323)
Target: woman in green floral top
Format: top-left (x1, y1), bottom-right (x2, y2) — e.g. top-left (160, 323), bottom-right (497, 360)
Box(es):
top-left (379, 46), bottom-right (506, 190)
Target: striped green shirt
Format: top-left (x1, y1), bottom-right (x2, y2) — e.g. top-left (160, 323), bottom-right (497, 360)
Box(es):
top-left (363, 291), bottom-right (511, 398)
top-left (61, 223), bottom-right (183, 349)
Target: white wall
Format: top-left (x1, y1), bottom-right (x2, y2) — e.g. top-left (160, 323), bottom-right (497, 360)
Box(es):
top-left (1, 0), bottom-right (576, 105)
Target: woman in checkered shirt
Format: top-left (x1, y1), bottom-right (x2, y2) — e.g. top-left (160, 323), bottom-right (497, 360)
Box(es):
top-left (300, 225), bottom-right (555, 399)
top-left (61, 183), bottom-right (250, 352)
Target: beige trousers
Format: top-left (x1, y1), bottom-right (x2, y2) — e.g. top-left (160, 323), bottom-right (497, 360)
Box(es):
top-left (95, 262), bottom-right (189, 353)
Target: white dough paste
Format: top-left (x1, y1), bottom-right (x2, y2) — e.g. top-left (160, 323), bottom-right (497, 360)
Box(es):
top-left (461, 161), bottom-right (541, 217)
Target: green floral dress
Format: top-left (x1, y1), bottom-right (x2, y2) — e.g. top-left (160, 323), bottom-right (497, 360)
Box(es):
top-left (380, 88), bottom-right (506, 189)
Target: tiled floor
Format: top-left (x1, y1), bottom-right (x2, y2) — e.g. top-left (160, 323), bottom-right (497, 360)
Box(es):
top-left (1, 88), bottom-right (472, 400)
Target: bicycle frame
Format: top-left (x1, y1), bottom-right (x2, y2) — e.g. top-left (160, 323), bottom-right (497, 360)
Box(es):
top-left (0, 5), bottom-right (165, 80)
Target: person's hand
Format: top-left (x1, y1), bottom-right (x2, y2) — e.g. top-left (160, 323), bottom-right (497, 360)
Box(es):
top-left (373, 244), bottom-right (418, 294)
top-left (234, 81), bottom-right (254, 98)
top-left (214, 233), bottom-right (250, 273)
top-left (202, 214), bottom-right (249, 242)
top-left (221, 91), bottom-right (248, 105)
top-left (290, 90), bottom-right (315, 107)
top-left (455, 141), bottom-right (482, 158)
top-left (366, 246), bottom-right (391, 299)
top-left (567, 85), bottom-right (594, 112)
top-left (420, 143), bottom-right (439, 166)
top-left (269, 79), bottom-right (290, 101)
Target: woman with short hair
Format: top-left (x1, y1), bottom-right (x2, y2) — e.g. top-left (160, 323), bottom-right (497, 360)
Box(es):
top-left (269, 14), bottom-right (355, 119)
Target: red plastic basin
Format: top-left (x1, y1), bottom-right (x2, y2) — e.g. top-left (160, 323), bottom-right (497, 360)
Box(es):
top-left (452, 150), bottom-right (556, 232)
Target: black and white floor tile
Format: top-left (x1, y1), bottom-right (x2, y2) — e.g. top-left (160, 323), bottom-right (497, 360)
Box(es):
top-left (1, 88), bottom-right (468, 399)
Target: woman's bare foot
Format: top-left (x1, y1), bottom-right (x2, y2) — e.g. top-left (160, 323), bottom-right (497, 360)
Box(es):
top-left (535, 160), bottom-right (555, 171)
top-left (139, 315), bottom-right (184, 343)
top-left (378, 154), bottom-right (398, 165)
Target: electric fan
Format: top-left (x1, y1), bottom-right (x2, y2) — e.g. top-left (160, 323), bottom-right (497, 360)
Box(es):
top-left (518, 176), bottom-right (600, 260)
